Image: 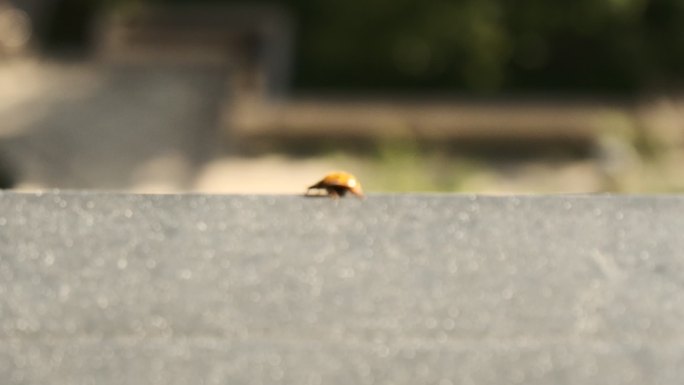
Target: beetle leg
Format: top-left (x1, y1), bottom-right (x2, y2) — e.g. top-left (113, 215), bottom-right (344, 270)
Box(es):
top-left (326, 187), bottom-right (340, 199)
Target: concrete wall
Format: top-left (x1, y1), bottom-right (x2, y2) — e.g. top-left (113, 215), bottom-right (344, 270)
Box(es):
top-left (1, 192), bottom-right (683, 384)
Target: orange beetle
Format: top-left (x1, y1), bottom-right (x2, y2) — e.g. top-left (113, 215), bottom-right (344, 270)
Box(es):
top-left (306, 171), bottom-right (364, 198)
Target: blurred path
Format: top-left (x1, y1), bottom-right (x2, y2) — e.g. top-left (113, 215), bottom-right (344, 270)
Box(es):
top-left (0, 58), bottom-right (227, 191)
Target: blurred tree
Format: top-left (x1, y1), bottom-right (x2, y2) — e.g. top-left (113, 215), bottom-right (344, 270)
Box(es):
top-left (286, 0), bottom-right (684, 93)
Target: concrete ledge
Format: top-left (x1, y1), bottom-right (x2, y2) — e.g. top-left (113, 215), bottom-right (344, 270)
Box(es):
top-left (1, 192), bottom-right (683, 384)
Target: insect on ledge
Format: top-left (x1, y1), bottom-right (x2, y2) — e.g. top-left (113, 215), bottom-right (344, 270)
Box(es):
top-left (305, 171), bottom-right (365, 199)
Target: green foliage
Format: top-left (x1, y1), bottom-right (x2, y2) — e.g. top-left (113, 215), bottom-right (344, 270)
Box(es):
top-left (291, 0), bottom-right (684, 93)
top-left (356, 140), bottom-right (482, 192)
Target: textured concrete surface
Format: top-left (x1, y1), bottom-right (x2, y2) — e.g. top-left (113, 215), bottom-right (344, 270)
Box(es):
top-left (1, 192), bottom-right (683, 385)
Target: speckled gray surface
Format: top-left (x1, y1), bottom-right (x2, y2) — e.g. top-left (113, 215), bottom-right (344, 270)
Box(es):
top-left (1, 192), bottom-right (683, 385)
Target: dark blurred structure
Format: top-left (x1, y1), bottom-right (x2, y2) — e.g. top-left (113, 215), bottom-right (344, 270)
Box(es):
top-left (10, 0), bottom-right (684, 94)
top-left (98, 3), bottom-right (293, 98)
top-left (61, 0), bottom-right (682, 94)
top-left (161, 0), bottom-right (684, 94)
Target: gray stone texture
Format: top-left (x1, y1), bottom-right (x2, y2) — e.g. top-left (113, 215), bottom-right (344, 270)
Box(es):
top-left (1, 192), bottom-right (683, 384)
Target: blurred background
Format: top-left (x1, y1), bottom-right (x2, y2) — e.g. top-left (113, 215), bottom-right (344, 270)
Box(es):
top-left (1, 0), bottom-right (683, 194)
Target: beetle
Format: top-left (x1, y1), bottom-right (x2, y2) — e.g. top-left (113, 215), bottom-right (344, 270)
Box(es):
top-left (306, 171), bottom-right (364, 198)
